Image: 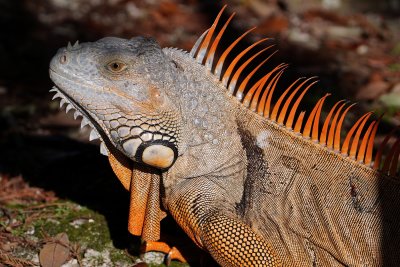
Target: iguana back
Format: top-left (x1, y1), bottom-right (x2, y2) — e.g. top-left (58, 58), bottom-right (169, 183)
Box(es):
top-left (234, 107), bottom-right (400, 266)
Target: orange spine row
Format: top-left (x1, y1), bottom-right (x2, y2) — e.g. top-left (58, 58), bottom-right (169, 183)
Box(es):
top-left (189, 6), bottom-right (399, 176)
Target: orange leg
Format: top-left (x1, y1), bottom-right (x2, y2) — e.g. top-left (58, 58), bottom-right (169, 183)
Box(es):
top-left (141, 241), bottom-right (187, 264)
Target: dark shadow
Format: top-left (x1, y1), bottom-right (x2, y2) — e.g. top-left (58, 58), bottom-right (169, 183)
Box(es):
top-left (378, 172), bottom-right (400, 265)
top-left (0, 133), bottom-right (131, 248)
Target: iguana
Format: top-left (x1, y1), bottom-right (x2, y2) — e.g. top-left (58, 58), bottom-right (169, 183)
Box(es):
top-left (48, 5), bottom-right (400, 266)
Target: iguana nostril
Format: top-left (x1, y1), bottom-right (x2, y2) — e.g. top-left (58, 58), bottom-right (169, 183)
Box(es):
top-left (60, 54), bottom-right (67, 64)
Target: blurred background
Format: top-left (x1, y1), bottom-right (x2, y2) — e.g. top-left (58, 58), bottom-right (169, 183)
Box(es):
top-left (0, 0), bottom-right (399, 266)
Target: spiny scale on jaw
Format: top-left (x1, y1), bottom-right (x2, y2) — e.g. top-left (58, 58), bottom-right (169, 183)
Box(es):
top-left (49, 86), bottom-right (109, 156)
top-left (190, 5), bottom-right (400, 176)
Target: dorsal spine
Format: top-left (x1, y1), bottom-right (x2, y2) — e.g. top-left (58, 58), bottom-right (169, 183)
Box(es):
top-left (189, 5), bottom-right (399, 176)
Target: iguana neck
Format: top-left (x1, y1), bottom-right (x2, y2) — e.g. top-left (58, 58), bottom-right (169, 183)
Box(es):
top-left (159, 48), bottom-right (249, 203)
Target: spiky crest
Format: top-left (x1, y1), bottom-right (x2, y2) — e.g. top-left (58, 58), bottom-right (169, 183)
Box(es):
top-left (189, 6), bottom-right (400, 176)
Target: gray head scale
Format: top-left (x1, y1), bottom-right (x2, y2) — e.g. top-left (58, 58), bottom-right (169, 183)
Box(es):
top-left (49, 36), bottom-right (182, 169)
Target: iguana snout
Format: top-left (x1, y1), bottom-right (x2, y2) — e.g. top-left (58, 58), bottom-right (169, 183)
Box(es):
top-left (49, 37), bottom-right (181, 170)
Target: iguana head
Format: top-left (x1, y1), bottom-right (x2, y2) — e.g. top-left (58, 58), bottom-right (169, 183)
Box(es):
top-left (49, 36), bottom-right (181, 170)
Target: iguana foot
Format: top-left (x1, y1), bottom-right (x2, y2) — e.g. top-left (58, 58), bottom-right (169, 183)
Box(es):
top-left (141, 241), bottom-right (186, 265)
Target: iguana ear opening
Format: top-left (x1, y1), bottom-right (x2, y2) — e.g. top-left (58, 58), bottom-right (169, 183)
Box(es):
top-left (136, 141), bottom-right (178, 170)
top-left (141, 145), bottom-right (175, 169)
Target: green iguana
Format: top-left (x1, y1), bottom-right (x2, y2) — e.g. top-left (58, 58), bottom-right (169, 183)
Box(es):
top-left (49, 5), bottom-right (400, 266)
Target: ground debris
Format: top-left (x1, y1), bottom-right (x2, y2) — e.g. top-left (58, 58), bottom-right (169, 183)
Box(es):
top-left (0, 174), bottom-right (143, 267)
top-left (0, 175), bottom-right (58, 205)
top-left (0, 250), bottom-right (39, 266)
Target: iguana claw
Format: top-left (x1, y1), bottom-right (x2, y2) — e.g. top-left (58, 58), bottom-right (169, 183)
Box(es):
top-left (141, 241), bottom-right (186, 265)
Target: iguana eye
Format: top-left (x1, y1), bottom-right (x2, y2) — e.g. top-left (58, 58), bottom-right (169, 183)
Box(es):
top-left (106, 61), bottom-right (127, 73)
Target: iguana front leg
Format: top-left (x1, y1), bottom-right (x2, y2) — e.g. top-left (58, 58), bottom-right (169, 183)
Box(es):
top-left (166, 179), bottom-right (282, 267)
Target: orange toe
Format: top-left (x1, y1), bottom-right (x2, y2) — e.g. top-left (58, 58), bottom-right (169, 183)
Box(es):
top-left (141, 241), bottom-right (186, 264)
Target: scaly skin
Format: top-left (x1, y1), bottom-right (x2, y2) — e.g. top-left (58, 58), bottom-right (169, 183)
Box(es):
top-left (49, 34), bottom-right (400, 266)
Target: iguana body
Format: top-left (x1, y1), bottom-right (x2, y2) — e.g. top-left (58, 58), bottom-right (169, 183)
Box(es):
top-left (49, 6), bottom-right (400, 266)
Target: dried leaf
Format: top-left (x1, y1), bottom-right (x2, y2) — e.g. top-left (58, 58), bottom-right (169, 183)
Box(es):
top-left (39, 233), bottom-right (70, 267)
